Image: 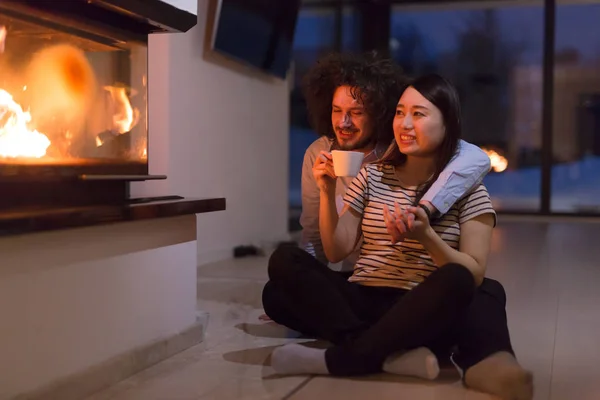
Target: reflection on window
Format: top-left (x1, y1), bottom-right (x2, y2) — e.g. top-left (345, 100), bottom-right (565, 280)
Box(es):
top-left (551, 3), bottom-right (600, 213)
top-left (391, 4), bottom-right (544, 211)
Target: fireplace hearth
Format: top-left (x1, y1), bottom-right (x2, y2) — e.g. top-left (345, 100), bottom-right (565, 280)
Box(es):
top-left (0, 0), bottom-right (225, 235)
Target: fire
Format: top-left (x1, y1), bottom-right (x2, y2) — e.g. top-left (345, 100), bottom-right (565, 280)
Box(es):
top-left (0, 89), bottom-right (51, 158)
top-left (481, 147), bottom-right (508, 173)
top-left (0, 26), bottom-right (6, 53)
top-left (26, 43), bottom-right (97, 134)
top-left (0, 26), bottom-right (144, 162)
top-left (104, 86), bottom-right (139, 134)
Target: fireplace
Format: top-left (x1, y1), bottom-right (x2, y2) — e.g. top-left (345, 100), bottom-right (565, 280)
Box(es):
top-left (0, 4), bottom-right (225, 398)
top-left (0, 0), bottom-right (225, 234)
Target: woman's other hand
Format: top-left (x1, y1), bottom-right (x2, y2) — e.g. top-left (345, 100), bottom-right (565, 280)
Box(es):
top-left (403, 205), bottom-right (431, 240)
top-left (383, 203), bottom-right (407, 243)
top-left (383, 203), bottom-right (432, 242)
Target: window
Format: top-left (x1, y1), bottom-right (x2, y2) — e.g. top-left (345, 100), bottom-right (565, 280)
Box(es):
top-left (391, 2), bottom-right (544, 211)
top-left (551, 2), bottom-right (600, 213)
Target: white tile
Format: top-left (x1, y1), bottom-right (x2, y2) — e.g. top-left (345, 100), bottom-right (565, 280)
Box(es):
top-left (289, 375), bottom-right (495, 400)
top-left (546, 223), bottom-right (600, 400)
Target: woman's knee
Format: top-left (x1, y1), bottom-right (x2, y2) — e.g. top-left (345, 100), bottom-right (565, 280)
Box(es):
top-left (262, 281), bottom-right (284, 320)
top-left (480, 278), bottom-right (507, 306)
top-left (268, 244), bottom-right (296, 281)
top-left (267, 244), bottom-right (310, 281)
top-left (434, 263), bottom-right (476, 297)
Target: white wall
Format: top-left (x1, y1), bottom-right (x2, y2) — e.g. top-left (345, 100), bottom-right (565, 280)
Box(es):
top-left (0, 217), bottom-right (197, 398)
top-left (133, 0), bottom-right (291, 264)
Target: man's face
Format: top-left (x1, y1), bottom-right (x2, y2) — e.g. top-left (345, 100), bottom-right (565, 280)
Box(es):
top-left (331, 86), bottom-right (374, 151)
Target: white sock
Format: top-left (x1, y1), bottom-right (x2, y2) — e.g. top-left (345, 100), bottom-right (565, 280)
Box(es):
top-left (271, 343), bottom-right (329, 375)
top-left (383, 347), bottom-right (440, 380)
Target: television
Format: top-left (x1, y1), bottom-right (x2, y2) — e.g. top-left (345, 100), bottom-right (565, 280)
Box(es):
top-left (209, 0), bottom-right (302, 79)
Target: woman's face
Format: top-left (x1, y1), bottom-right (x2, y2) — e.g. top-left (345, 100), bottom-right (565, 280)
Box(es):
top-left (393, 86), bottom-right (446, 157)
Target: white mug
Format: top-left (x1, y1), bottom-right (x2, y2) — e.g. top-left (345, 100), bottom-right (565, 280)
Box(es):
top-left (331, 150), bottom-right (365, 177)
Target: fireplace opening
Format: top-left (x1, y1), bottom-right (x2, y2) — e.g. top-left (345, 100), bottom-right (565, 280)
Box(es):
top-left (0, 9), bottom-right (148, 180)
top-left (0, 0), bottom-right (199, 213)
top-left (0, 1), bottom-right (225, 237)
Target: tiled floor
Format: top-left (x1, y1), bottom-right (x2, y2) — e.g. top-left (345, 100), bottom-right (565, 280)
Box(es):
top-left (87, 219), bottom-right (600, 400)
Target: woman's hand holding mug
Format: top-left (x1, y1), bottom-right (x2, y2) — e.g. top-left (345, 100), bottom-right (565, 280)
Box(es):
top-left (312, 151), bottom-right (337, 192)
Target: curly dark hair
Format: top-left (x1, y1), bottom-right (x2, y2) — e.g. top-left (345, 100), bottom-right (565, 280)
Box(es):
top-left (302, 51), bottom-right (407, 148)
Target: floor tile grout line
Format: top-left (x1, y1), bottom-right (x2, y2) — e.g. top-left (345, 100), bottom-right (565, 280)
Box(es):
top-left (197, 275), bottom-right (268, 282)
top-left (547, 288), bottom-right (561, 400)
top-left (545, 232), bottom-right (560, 400)
top-left (281, 376), bottom-right (314, 400)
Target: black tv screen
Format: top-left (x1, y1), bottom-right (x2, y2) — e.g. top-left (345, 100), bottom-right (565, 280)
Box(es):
top-left (211, 0), bottom-right (301, 79)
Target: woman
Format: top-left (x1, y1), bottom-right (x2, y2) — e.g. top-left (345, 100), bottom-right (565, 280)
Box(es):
top-left (266, 75), bottom-right (533, 400)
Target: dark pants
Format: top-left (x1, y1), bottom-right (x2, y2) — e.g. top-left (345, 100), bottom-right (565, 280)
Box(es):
top-left (262, 245), bottom-right (514, 376)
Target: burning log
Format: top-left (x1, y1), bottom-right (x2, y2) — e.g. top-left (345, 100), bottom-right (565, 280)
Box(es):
top-left (92, 130), bottom-right (135, 159)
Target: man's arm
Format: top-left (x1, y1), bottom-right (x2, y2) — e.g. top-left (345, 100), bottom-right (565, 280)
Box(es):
top-left (299, 143), bottom-right (329, 265)
top-left (420, 140), bottom-right (491, 216)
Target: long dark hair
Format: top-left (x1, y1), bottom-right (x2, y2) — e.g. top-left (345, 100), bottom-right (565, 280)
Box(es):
top-left (302, 51), bottom-right (407, 148)
top-left (381, 74), bottom-right (462, 202)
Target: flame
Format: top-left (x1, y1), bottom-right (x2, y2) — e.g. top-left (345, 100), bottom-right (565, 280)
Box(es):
top-left (481, 147), bottom-right (508, 173)
top-left (0, 26), bottom-right (143, 161)
top-left (0, 26), bottom-right (6, 53)
top-left (104, 86), bottom-right (139, 134)
top-left (0, 89), bottom-right (51, 158)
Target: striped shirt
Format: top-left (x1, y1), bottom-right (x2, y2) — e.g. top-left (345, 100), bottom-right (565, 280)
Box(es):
top-left (344, 163), bottom-right (496, 290)
top-left (299, 136), bottom-right (491, 272)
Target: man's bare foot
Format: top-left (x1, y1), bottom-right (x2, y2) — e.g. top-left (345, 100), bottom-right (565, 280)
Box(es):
top-left (464, 351), bottom-right (534, 400)
top-left (258, 313), bottom-right (272, 322)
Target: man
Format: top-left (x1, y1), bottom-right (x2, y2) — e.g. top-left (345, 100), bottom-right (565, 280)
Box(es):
top-left (299, 52), bottom-right (491, 272)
